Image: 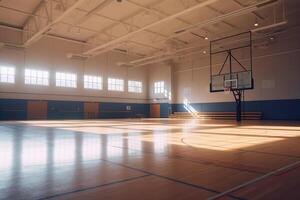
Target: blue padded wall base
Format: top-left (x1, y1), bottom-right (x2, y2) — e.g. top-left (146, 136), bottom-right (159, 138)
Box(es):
top-left (172, 99), bottom-right (300, 120)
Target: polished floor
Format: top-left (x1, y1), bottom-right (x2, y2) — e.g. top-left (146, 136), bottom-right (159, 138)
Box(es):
top-left (0, 119), bottom-right (300, 200)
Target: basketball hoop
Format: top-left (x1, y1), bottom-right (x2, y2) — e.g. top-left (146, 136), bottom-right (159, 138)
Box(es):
top-left (223, 79), bottom-right (237, 95)
top-left (224, 87), bottom-right (231, 95)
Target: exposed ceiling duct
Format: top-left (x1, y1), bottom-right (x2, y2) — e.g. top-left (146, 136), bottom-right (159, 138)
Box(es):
top-left (82, 0), bottom-right (221, 56)
top-left (0, 42), bottom-right (24, 50)
top-left (23, 0), bottom-right (87, 47)
top-left (0, 0), bottom-right (297, 62)
top-left (165, 0), bottom-right (279, 42)
top-left (254, 36), bottom-right (277, 49)
top-left (66, 53), bottom-right (89, 60)
top-left (80, 0), bottom-right (279, 57)
top-left (75, 0), bottom-right (115, 26)
top-left (125, 21), bottom-right (292, 67)
top-left (251, 20), bottom-right (288, 34)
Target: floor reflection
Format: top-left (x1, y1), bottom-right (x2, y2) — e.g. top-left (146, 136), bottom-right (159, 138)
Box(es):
top-left (54, 135), bottom-right (76, 164)
top-left (0, 134), bottom-right (13, 171)
top-left (153, 132), bottom-right (168, 153)
top-left (127, 134), bottom-right (142, 151)
top-left (0, 125), bottom-right (131, 199)
top-left (82, 136), bottom-right (102, 161)
top-left (107, 135), bottom-right (124, 157)
top-left (0, 119), bottom-right (300, 199)
top-left (22, 136), bottom-right (47, 166)
top-left (0, 127), bottom-right (129, 172)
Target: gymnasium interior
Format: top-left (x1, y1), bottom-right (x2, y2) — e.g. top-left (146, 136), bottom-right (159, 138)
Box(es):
top-left (0, 0), bottom-right (300, 199)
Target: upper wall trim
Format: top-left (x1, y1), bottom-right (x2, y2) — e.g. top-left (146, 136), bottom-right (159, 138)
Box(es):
top-left (0, 91), bottom-right (149, 101)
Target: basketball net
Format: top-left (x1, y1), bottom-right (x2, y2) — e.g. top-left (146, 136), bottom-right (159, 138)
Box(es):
top-left (224, 87), bottom-right (231, 95)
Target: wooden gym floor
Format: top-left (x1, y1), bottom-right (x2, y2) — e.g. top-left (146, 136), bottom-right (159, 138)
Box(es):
top-left (0, 119), bottom-right (300, 200)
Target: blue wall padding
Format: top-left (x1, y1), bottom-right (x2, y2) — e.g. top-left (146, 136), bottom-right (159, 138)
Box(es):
top-left (244, 99), bottom-right (300, 120)
top-left (0, 99), bottom-right (27, 120)
top-left (160, 103), bottom-right (169, 118)
top-left (0, 98), bottom-right (299, 120)
top-left (172, 99), bottom-right (300, 120)
top-left (99, 102), bottom-right (149, 119)
top-left (48, 101), bottom-right (84, 119)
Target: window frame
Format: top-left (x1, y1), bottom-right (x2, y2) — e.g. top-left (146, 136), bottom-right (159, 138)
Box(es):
top-left (0, 66), bottom-right (15, 84)
top-left (107, 78), bottom-right (124, 92)
top-left (24, 68), bottom-right (49, 86)
top-left (154, 81), bottom-right (165, 94)
top-left (84, 75), bottom-right (103, 90)
top-left (55, 72), bottom-right (77, 88)
top-left (128, 80), bottom-right (142, 93)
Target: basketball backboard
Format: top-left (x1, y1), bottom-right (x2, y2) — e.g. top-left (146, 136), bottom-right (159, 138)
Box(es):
top-left (209, 31), bottom-right (254, 92)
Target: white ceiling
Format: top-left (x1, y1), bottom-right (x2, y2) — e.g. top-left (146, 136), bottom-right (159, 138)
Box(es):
top-left (0, 0), bottom-right (300, 60)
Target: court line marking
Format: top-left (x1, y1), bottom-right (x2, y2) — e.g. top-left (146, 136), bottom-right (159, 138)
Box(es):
top-left (6, 121), bottom-right (298, 200)
top-left (97, 158), bottom-right (246, 200)
top-left (7, 122), bottom-right (267, 174)
top-left (206, 160), bottom-right (300, 200)
top-left (10, 120), bottom-right (299, 159)
top-left (37, 174), bottom-right (151, 200)
top-left (112, 145), bottom-right (265, 175)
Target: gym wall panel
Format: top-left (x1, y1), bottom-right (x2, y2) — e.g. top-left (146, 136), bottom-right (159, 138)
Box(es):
top-left (172, 99), bottom-right (300, 120)
top-left (132, 103), bottom-right (150, 118)
top-left (150, 103), bottom-right (170, 118)
top-left (173, 28), bottom-right (300, 104)
top-left (48, 101), bottom-right (84, 119)
top-left (0, 34), bottom-right (148, 104)
top-left (84, 102), bottom-right (99, 119)
top-left (27, 100), bottom-right (48, 120)
top-left (160, 27), bottom-right (300, 120)
top-left (0, 99), bottom-right (151, 120)
top-left (150, 104), bottom-right (160, 118)
top-left (0, 99), bottom-right (27, 120)
top-left (160, 103), bottom-right (169, 118)
top-left (99, 102), bottom-right (149, 119)
top-left (147, 63), bottom-right (172, 103)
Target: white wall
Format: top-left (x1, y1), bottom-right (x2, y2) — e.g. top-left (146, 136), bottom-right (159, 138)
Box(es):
top-left (1, 26), bottom-right (300, 105)
top-left (173, 27), bottom-right (300, 104)
top-left (147, 62), bottom-right (173, 103)
top-left (0, 28), bottom-right (148, 103)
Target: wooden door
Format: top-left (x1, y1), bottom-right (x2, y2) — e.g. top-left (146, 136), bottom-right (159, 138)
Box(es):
top-left (84, 102), bottom-right (99, 119)
top-left (150, 104), bottom-right (160, 118)
top-left (27, 101), bottom-right (48, 120)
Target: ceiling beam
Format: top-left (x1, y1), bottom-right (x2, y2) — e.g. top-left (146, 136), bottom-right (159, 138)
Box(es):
top-left (129, 44), bottom-right (205, 65)
top-left (0, 5), bottom-right (99, 33)
top-left (128, 0), bottom-right (280, 66)
top-left (205, 5), bottom-right (238, 29)
top-left (126, 0), bottom-right (212, 41)
top-left (75, 7), bottom-right (169, 43)
top-left (156, 0), bottom-right (278, 43)
top-left (0, 4), bottom-right (161, 52)
top-left (83, 0), bottom-right (220, 56)
top-left (21, 0), bottom-right (45, 28)
top-left (74, 0), bottom-right (114, 25)
top-left (231, 0), bottom-right (265, 20)
top-left (126, 0), bottom-right (192, 26)
top-left (23, 0), bottom-right (86, 47)
top-left (85, 0), bottom-right (167, 44)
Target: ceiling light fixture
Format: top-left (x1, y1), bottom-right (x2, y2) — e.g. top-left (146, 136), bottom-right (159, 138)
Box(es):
top-left (205, 36), bottom-right (209, 40)
top-left (254, 18), bottom-right (259, 27)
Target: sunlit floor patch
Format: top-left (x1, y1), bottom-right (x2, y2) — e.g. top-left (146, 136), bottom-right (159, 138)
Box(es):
top-left (0, 119), bottom-right (300, 200)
